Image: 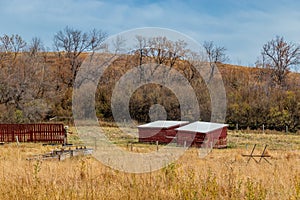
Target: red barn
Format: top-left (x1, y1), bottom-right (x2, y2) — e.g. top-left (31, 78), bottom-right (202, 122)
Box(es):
top-left (138, 120), bottom-right (189, 144)
top-left (176, 121), bottom-right (228, 148)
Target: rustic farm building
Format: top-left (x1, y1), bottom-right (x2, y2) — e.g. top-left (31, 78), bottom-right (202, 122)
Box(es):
top-left (138, 120), bottom-right (189, 144)
top-left (0, 123), bottom-right (67, 144)
top-left (175, 121), bottom-right (228, 148)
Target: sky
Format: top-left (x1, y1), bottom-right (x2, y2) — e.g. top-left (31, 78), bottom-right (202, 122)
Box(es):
top-left (1, 0), bottom-right (300, 66)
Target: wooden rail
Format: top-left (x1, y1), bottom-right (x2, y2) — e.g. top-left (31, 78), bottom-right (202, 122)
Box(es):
top-left (242, 144), bottom-right (271, 164)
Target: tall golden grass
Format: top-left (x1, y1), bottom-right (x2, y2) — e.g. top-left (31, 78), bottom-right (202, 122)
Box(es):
top-left (0, 130), bottom-right (299, 200)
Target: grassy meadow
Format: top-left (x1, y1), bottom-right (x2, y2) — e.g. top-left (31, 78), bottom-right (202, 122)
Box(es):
top-left (0, 127), bottom-right (299, 200)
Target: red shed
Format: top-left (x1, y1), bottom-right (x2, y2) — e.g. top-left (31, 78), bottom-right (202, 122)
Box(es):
top-left (176, 121), bottom-right (228, 148)
top-left (138, 120), bottom-right (189, 144)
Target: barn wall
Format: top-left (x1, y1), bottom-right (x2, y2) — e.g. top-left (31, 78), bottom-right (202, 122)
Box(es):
top-left (138, 126), bottom-right (180, 144)
top-left (214, 127), bottom-right (227, 148)
top-left (177, 127), bottom-right (227, 148)
top-left (177, 131), bottom-right (199, 146)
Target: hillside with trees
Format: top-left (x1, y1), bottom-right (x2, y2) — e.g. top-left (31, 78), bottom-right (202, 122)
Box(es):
top-left (0, 27), bottom-right (299, 132)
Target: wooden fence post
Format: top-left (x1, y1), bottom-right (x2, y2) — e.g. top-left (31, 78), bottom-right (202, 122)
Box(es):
top-left (94, 137), bottom-right (97, 150)
top-left (15, 136), bottom-right (19, 146)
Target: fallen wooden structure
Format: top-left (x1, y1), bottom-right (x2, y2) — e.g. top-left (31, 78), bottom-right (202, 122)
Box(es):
top-left (27, 146), bottom-right (93, 161)
top-left (242, 144), bottom-right (271, 164)
top-left (0, 123), bottom-right (67, 144)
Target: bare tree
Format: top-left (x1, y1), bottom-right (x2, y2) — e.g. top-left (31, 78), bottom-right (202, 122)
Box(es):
top-left (167, 39), bottom-right (188, 68)
top-left (27, 37), bottom-right (44, 56)
top-left (0, 34), bottom-right (26, 60)
top-left (135, 35), bottom-right (148, 67)
top-left (0, 36), bottom-right (52, 122)
top-left (0, 35), bottom-right (12, 53)
top-left (147, 36), bottom-right (170, 65)
top-left (261, 36), bottom-right (300, 86)
top-left (53, 26), bottom-right (107, 87)
top-left (146, 36), bottom-right (189, 77)
top-left (0, 34), bottom-right (27, 109)
top-left (134, 36), bottom-right (149, 82)
top-left (203, 41), bottom-right (228, 82)
top-left (112, 35), bottom-right (126, 54)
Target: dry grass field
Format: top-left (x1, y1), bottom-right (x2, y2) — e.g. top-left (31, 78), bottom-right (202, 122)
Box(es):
top-left (0, 128), bottom-right (299, 200)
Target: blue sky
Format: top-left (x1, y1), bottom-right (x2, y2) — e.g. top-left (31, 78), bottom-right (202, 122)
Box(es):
top-left (1, 0), bottom-right (300, 66)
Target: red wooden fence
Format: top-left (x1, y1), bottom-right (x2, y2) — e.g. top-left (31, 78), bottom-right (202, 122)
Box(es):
top-left (0, 123), bottom-right (66, 144)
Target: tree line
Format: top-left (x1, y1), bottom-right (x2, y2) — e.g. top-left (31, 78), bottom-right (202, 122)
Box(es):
top-left (0, 26), bottom-right (299, 132)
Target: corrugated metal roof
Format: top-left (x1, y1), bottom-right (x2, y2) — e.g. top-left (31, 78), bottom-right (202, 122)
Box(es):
top-left (137, 120), bottom-right (189, 129)
top-left (175, 121), bottom-right (228, 133)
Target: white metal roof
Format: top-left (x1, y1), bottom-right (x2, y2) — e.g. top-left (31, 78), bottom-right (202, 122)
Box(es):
top-left (137, 120), bottom-right (189, 129)
top-left (175, 121), bottom-right (228, 133)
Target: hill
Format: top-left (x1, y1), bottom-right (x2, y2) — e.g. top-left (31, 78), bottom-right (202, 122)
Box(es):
top-left (0, 52), bottom-right (299, 132)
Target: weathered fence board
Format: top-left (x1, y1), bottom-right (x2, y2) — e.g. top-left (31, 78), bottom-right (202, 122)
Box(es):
top-left (0, 123), bottom-right (66, 143)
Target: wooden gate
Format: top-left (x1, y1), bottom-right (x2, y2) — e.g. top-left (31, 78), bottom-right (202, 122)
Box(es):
top-left (0, 123), bottom-right (66, 144)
